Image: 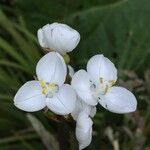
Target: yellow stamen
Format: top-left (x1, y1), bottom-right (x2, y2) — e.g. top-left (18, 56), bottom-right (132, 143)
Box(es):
top-left (40, 80), bottom-right (46, 88)
top-left (39, 80), bottom-right (58, 95)
top-left (40, 80), bottom-right (47, 94)
top-left (42, 88), bottom-right (47, 95)
top-left (109, 80), bottom-right (116, 86)
top-left (99, 77), bottom-right (103, 84)
top-left (48, 83), bottom-right (57, 90)
top-left (105, 85), bottom-right (109, 93)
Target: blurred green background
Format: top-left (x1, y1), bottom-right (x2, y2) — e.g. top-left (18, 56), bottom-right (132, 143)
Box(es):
top-left (0, 0), bottom-right (150, 149)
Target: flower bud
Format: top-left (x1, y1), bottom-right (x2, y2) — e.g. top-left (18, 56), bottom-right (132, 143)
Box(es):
top-left (37, 23), bottom-right (80, 54)
top-left (76, 111), bottom-right (93, 149)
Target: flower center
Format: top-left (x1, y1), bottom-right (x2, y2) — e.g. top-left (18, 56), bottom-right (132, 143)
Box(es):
top-left (99, 77), bottom-right (116, 94)
top-left (39, 80), bottom-right (59, 98)
top-left (89, 78), bottom-right (116, 100)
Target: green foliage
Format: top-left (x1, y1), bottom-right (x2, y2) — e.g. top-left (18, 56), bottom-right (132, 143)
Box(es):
top-left (0, 0), bottom-right (150, 149)
top-left (15, 0), bottom-right (120, 30)
top-left (14, 0), bottom-right (150, 70)
top-left (0, 10), bottom-right (42, 98)
top-left (0, 9), bottom-right (44, 150)
top-left (65, 0), bottom-right (150, 70)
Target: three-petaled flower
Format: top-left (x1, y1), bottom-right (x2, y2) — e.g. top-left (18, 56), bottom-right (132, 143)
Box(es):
top-left (14, 52), bottom-right (76, 115)
top-left (71, 54), bottom-right (137, 149)
top-left (71, 54), bottom-right (137, 113)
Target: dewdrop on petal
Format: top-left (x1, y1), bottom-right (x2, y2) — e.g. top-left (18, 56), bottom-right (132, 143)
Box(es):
top-left (37, 23), bottom-right (80, 54)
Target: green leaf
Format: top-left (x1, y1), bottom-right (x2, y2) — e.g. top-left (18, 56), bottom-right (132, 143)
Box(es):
top-left (64, 0), bottom-right (150, 70)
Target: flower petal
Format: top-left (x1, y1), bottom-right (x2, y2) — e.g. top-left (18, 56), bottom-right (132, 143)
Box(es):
top-left (37, 23), bottom-right (80, 54)
top-left (68, 65), bottom-right (75, 78)
top-left (71, 70), bottom-right (98, 106)
top-left (36, 52), bottom-right (67, 86)
top-left (71, 97), bottom-right (96, 120)
top-left (76, 111), bottom-right (93, 150)
top-left (90, 106), bottom-right (97, 118)
top-left (99, 86), bottom-right (137, 114)
top-left (87, 54), bottom-right (117, 86)
top-left (37, 28), bottom-right (48, 48)
top-left (46, 84), bottom-right (76, 115)
top-left (14, 81), bottom-right (46, 112)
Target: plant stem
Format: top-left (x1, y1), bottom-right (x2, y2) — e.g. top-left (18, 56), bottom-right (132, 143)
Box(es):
top-left (57, 121), bottom-right (70, 150)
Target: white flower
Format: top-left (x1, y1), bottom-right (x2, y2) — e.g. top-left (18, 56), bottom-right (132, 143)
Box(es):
top-left (76, 111), bottom-right (93, 150)
top-left (14, 52), bottom-right (76, 115)
top-left (71, 69), bottom-right (98, 106)
top-left (37, 23), bottom-right (80, 54)
top-left (71, 54), bottom-right (137, 113)
top-left (71, 97), bottom-right (96, 120)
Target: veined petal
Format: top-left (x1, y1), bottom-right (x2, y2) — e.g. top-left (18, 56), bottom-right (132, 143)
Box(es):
top-left (46, 84), bottom-right (76, 115)
top-left (37, 23), bottom-right (80, 54)
top-left (14, 81), bottom-right (46, 112)
top-left (71, 70), bottom-right (98, 106)
top-left (36, 52), bottom-right (67, 86)
top-left (71, 97), bottom-right (96, 120)
top-left (76, 111), bottom-right (93, 150)
top-left (87, 54), bottom-right (117, 87)
top-left (99, 86), bottom-right (137, 114)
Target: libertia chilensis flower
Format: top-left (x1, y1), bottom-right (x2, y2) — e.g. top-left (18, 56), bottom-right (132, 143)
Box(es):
top-left (13, 23), bottom-right (137, 150)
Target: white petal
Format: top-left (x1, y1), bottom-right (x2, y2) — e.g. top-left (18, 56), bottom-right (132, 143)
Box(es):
top-left (87, 54), bottom-right (117, 86)
top-left (99, 86), bottom-right (137, 114)
top-left (90, 106), bottom-right (97, 118)
top-left (37, 28), bottom-right (48, 48)
top-left (46, 84), bottom-right (76, 115)
top-left (36, 52), bottom-right (67, 86)
top-left (68, 65), bottom-right (75, 78)
top-left (76, 111), bottom-right (93, 150)
top-left (71, 70), bottom-right (98, 106)
top-left (71, 97), bottom-right (96, 120)
top-left (37, 23), bottom-right (80, 53)
top-left (14, 81), bottom-right (46, 112)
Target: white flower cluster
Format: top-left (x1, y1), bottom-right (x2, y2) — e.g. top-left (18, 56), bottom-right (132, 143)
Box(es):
top-left (14, 23), bottom-right (137, 150)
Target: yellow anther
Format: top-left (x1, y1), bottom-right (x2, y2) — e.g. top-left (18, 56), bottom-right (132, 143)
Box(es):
top-left (109, 80), bottom-right (115, 86)
top-left (48, 83), bottom-right (57, 90)
top-left (39, 80), bottom-right (58, 95)
top-left (39, 80), bottom-right (47, 94)
top-left (99, 77), bottom-right (103, 84)
top-left (42, 88), bottom-right (47, 95)
top-left (105, 85), bottom-right (109, 93)
top-left (40, 80), bottom-right (46, 88)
